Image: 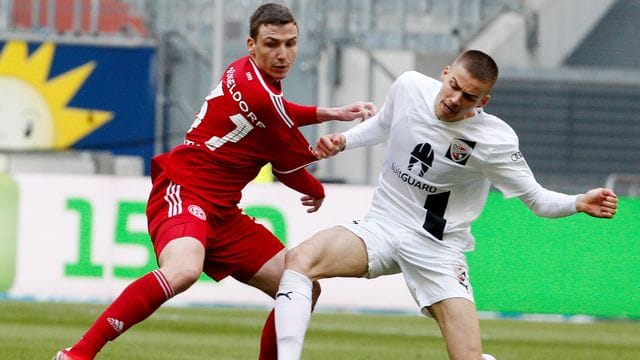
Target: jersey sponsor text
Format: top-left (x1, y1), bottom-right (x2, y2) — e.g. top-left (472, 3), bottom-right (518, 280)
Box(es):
top-left (225, 66), bottom-right (264, 128)
top-left (391, 162), bottom-right (437, 193)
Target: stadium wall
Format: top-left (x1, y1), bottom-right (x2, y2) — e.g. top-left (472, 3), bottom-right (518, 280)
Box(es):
top-left (0, 173), bottom-right (638, 319)
top-left (467, 0), bottom-right (617, 68)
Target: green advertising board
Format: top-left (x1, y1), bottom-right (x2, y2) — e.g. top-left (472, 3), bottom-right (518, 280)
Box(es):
top-left (0, 174), bottom-right (637, 319)
top-left (469, 192), bottom-right (640, 318)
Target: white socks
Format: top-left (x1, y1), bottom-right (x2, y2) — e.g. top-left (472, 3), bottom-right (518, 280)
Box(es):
top-left (274, 269), bottom-right (496, 360)
top-left (275, 270), bottom-right (313, 360)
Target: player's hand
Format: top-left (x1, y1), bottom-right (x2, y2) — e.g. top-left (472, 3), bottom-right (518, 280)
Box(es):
top-left (334, 101), bottom-right (377, 122)
top-left (314, 133), bottom-right (345, 159)
top-left (301, 195), bottom-right (324, 213)
top-left (576, 188), bottom-right (618, 218)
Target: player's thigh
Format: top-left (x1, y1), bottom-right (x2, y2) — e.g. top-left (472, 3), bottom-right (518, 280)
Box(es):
top-left (286, 226), bottom-right (368, 280)
top-left (146, 175), bottom-right (208, 292)
top-left (428, 297), bottom-right (482, 360)
top-left (246, 248), bottom-right (286, 298)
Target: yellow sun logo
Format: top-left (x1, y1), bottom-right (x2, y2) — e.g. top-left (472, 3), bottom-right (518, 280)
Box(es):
top-left (0, 40), bottom-right (113, 150)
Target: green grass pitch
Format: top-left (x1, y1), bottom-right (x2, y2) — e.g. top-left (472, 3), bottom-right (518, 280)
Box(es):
top-left (1, 300), bottom-right (639, 359)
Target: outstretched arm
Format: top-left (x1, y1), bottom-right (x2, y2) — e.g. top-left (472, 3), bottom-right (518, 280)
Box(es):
top-left (576, 188), bottom-right (618, 218)
top-left (316, 101), bottom-right (377, 122)
top-left (314, 111), bottom-right (390, 159)
top-left (286, 101), bottom-right (377, 126)
top-left (519, 186), bottom-right (618, 219)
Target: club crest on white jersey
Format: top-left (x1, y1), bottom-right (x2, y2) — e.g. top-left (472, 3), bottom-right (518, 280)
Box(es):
top-left (445, 138), bottom-right (476, 165)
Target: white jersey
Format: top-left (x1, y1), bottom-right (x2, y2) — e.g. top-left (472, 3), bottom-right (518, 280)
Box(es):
top-left (344, 71), bottom-right (542, 252)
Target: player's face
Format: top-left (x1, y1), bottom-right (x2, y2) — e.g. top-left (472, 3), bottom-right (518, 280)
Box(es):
top-left (435, 62), bottom-right (492, 122)
top-left (248, 23), bottom-right (298, 83)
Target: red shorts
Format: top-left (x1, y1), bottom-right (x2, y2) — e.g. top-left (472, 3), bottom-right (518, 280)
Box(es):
top-left (146, 173), bottom-right (284, 282)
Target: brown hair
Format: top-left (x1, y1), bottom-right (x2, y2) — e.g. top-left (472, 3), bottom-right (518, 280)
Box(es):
top-left (249, 3), bottom-right (298, 39)
top-left (454, 50), bottom-right (499, 87)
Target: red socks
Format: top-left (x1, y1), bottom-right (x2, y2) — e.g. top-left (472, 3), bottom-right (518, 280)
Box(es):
top-left (68, 270), bottom-right (174, 359)
top-left (258, 309), bottom-right (277, 360)
top-left (66, 270), bottom-right (278, 359)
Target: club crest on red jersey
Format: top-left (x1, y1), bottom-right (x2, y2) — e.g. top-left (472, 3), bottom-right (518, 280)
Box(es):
top-left (188, 205), bottom-right (207, 221)
top-left (445, 138), bottom-right (476, 165)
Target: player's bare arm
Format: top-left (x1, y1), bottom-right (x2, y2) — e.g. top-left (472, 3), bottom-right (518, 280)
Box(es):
top-left (316, 101), bottom-right (377, 122)
top-left (576, 188), bottom-right (618, 218)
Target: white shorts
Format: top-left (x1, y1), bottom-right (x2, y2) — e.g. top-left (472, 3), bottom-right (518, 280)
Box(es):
top-left (342, 215), bottom-right (474, 316)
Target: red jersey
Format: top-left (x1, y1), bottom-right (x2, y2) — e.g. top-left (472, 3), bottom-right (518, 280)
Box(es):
top-left (152, 56), bottom-right (323, 217)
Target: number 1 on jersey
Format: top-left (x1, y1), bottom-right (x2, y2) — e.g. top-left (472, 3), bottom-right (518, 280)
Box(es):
top-left (423, 191), bottom-right (450, 240)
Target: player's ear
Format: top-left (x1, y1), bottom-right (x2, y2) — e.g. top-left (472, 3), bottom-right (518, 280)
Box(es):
top-left (478, 95), bottom-right (491, 108)
top-left (247, 37), bottom-right (256, 55)
top-left (440, 66), bottom-right (450, 81)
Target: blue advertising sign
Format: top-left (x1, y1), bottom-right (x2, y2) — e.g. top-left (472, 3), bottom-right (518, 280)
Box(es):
top-left (0, 40), bottom-right (157, 170)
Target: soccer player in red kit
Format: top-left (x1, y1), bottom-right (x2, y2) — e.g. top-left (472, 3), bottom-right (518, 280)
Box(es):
top-left (53, 3), bottom-right (376, 360)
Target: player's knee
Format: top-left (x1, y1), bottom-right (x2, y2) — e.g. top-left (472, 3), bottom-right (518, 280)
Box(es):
top-left (284, 244), bottom-right (315, 276)
top-left (165, 265), bottom-right (202, 293)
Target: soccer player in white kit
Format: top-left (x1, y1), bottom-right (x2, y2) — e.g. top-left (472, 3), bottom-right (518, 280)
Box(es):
top-left (273, 50), bottom-right (618, 360)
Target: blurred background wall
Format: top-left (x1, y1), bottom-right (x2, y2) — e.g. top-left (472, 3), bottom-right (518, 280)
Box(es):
top-left (1, 0), bottom-right (638, 193)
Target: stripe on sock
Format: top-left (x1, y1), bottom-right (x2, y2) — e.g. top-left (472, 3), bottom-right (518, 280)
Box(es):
top-left (152, 269), bottom-right (174, 299)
